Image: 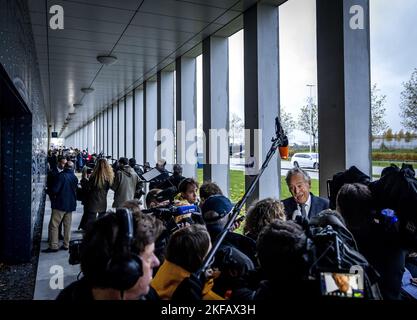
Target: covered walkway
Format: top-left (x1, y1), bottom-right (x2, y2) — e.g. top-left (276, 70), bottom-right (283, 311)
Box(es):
top-left (0, 0), bottom-right (376, 302)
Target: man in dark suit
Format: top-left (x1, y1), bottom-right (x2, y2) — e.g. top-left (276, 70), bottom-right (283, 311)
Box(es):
top-left (282, 167), bottom-right (329, 221)
top-left (43, 161), bottom-right (78, 252)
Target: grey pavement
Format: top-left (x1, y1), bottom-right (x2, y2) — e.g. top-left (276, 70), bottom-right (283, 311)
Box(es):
top-left (34, 187), bottom-right (115, 300)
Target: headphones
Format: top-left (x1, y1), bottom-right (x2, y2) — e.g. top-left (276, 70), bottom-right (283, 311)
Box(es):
top-left (105, 208), bottom-right (143, 291)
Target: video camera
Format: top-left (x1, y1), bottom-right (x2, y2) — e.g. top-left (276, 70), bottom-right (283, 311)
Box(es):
top-left (142, 204), bottom-right (200, 232)
top-left (304, 216), bottom-right (381, 299)
top-left (68, 239), bottom-right (84, 265)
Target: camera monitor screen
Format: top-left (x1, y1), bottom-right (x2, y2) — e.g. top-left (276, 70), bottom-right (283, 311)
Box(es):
top-left (141, 168), bottom-right (162, 182)
top-left (320, 272), bottom-right (364, 298)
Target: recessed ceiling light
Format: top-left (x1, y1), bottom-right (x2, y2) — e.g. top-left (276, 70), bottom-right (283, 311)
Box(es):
top-left (97, 55), bottom-right (118, 65)
top-left (73, 103), bottom-right (83, 108)
top-left (81, 87), bottom-right (94, 94)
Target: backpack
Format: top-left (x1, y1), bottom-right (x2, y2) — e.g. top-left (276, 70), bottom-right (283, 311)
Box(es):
top-left (327, 166), bottom-right (371, 209)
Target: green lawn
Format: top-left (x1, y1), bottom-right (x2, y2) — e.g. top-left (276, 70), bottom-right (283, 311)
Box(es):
top-left (197, 169), bottom-right (319, 203)
top-left (372, 160), bottom-right (417, 168)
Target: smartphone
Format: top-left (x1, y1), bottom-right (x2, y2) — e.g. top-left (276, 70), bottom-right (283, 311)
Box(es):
top-left (320, 272), bottom-right (364, 298)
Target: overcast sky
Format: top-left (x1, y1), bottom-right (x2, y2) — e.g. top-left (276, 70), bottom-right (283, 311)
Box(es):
top-left (278, 0), bottom-right (417, 134)
top-left (196, 0), bottom-right (416, 145)
top-left (369, 0), bottom-right (417, 132)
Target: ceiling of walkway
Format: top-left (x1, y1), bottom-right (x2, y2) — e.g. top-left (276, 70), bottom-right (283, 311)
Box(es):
top-left (28, 0), bottom-right (284, 137)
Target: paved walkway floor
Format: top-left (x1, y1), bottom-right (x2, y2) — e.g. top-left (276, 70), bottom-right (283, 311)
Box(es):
top-left (34, 190), bottom-right (114, 300)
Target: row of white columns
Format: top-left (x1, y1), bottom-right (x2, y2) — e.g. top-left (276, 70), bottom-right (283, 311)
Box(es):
top-left (65, 0), bottom-right (372, 200)
top-left (64, 3), bottom-right (283, 201)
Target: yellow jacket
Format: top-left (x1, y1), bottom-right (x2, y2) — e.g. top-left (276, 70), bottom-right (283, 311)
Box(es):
top-left (151, 260), bottom-right (224, 300)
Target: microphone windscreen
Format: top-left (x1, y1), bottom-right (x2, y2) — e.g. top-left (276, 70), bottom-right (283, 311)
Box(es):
top-left (176, 205), bottom-right (199, 215)
top-left (279, 146), bottom-right (289, 159)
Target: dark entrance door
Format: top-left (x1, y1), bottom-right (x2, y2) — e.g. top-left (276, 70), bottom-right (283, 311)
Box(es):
top-left (0, 63), bottom-right (33, 263)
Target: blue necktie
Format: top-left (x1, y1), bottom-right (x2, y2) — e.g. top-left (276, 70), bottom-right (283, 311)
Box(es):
top-left (300, 203), bottom-right (307, 218)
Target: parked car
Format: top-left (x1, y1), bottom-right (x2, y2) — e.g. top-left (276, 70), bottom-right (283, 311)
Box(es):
top-left (291, 152), bottom-right (319, 169)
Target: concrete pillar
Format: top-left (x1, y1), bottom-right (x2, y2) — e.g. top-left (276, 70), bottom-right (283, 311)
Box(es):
top-left (101, 111), bottom-right (105, 154)
top-left (78, 130), bottom-right (81, 150)
top-left (118, 98), bottom-right (125, 158)
top-left (243, 3), bottom-right (281, 204)
top-left (145, 81), bottom-right (158, 165)
top-left (87, 121), bottom-right (93, 153)
top-left (104, 109), bottom-right (108, 155)
top-left (157, 70), bottom-right (175, 171)
top-left (202, 36), bottom-right (230, 197)
top-left (95, 117), bottom-right (99, 153)
top-left (107, 106), bottom-right (113, 158)
top-left (93, 116), bottom-right (98, 149)
top-left (176, 56), bottom-right (197, 179)
top-left (134, 88), bottom-right (144, 165)
top-left (83, 126), bottom-right (87, 151)
top-left (316, 0), bottom-right (371, 196)
top-left (112, 103), bottom-right (118, 159)
top-left (126, 93), bottom-right (134, 158)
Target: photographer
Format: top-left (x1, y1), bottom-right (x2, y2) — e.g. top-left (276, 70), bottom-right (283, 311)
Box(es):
top-left (166, 164), bottom-right (186, 190)
top-left (145, 189), bottom-right (169, 209)
top-left (57, 209), bottom-right (162, 300)
top-left (232, 220), bottom-right (315, 300)
top-left (149, 159), bottom-right (170, 190)
top-left (336, 183), bottom-right (406, 300)
top-left (199, 195), bottom-right (256, 297)
top-left (201, 195), bottom-right (256, 265)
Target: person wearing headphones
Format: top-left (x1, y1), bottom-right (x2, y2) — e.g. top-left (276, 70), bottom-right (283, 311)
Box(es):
top-left (56, 208), bottom-right (162, 300)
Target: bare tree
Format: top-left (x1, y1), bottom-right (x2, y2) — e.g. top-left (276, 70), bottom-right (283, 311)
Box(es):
top-left (230, 112), bottom-right (244, 147)
top-left (280, 107), bottom-right (296, 136)
top-left (371, 84), bottom-right (388, 136)
top-left (298, 103), bottom-right (318, 151)
top-left (400, 68), bottom-right (417, 132)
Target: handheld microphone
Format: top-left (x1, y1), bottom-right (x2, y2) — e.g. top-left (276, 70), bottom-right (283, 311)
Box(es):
top-left (292, 209), bottom-right (309, 230)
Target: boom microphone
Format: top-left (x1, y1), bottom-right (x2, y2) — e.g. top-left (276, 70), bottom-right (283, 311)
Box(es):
top-left (275, 116), bottom-right (289, 159)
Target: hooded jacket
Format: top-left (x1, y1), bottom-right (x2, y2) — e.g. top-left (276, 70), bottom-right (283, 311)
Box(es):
top-left (111, 165), bottom-right (140, 208)
top-left (151, 260), bottom-right (224, 300)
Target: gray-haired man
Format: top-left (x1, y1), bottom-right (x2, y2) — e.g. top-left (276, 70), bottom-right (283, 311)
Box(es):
top-left (282, 167), bottom-right (329, 221)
